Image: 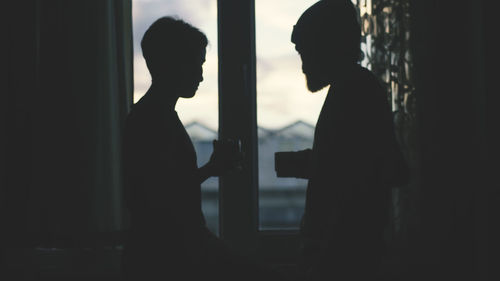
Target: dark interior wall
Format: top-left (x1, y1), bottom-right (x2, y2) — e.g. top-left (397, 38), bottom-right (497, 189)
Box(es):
top-left (410, 1), bottom-right (492, 280)
top-left (4, 0), bottom-right (38, 247)
top-left (483, 3), bottom-right (497, 280)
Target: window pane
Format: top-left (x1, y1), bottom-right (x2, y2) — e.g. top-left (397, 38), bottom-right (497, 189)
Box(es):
top-left (256, 0), bottom-right (329, 230)
top-left (132, 0), bottom-right (219, 235)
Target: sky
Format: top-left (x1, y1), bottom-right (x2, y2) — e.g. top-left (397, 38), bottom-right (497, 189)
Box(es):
top-left (132, 0), bottom-right (332, 130)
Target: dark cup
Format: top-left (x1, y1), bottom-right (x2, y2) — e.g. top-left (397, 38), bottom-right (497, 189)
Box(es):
top-left (275, 149), bottom-right (311, 178)
top-left (275, 151), bottom-right (299, 178)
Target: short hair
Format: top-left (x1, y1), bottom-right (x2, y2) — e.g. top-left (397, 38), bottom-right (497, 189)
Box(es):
top-left (291, 0), bottom-right (361, 62)
top-left (141, 17), bottom-right (208, 78)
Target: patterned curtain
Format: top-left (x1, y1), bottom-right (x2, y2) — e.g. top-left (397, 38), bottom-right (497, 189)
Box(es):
top-left (354, 0), bottom-right (419, 251)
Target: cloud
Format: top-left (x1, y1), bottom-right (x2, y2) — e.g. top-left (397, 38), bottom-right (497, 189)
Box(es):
top-left (256, 54), bottom-right (328, 128)
top-left (132, 0), bottom-right (217, 51)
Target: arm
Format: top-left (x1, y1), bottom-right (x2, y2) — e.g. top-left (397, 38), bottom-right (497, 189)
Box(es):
top-left (197, 162), bottom-right (216, 184)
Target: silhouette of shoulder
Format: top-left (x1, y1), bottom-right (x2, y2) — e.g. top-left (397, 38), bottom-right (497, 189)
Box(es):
top-left (335, 66), bottom-right (386, 103)
top-left (126, 98), bottom-right (177, 131)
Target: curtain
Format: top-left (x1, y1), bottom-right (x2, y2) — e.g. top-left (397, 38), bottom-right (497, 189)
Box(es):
top-left (409, 1), bottom-right (489, 280)
top-left (3, 0), bottom-right (133, 248)
top-left (353, 0), bottom-right (419, 249)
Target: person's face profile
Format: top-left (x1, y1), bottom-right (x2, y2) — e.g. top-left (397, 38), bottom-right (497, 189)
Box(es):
top-left (178, 49), bottom-right (206, 99)
top-left (295, 43), bottom-right (315, 74)
top-left (294, 41), bottom-right (330, 92)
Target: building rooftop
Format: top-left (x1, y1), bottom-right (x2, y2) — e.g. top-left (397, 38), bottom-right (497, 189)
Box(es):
top-left (186, 120), bottom-right (314, 141)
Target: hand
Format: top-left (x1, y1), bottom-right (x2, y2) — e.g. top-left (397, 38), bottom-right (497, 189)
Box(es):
top-left (206, 139), bottom-right (244, 176)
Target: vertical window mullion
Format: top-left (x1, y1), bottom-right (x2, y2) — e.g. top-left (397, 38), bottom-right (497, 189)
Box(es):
top-left (217, 0), bottom-right (258, 251)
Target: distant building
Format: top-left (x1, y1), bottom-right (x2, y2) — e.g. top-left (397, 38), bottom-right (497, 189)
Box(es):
top-left (185, 120), bottom-right (314, 232)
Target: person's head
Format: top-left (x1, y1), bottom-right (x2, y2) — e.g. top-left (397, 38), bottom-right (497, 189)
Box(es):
top-left (141, 16), bottom-right (208, 98)
top-left (291, 0), bottom-right (361, 92)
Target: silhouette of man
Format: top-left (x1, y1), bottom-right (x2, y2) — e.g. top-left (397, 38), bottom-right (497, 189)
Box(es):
top-left (121, 17), bottom-right (277, 281)
top-left (277, 1), bottom-right (408, 280)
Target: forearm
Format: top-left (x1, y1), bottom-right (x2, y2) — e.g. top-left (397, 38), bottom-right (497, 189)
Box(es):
top-left (197, 163), bottom-right (216, 184)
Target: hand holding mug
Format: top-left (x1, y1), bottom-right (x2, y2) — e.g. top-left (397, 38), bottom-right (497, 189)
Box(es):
top-left (208, 138), bottom-right (243, 175)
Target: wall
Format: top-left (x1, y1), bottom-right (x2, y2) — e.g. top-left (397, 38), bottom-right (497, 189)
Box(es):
top-left (409, 1), bottom-right (492, 280)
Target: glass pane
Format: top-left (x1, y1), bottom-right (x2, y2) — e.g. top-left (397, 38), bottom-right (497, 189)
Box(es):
top-left (132, 0), bottom-right (219, 235)
top-left (256, 0), bottom-right (329, 230)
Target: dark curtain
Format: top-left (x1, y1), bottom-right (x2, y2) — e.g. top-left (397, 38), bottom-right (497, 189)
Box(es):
top-left (2, 0), bottom-right (133, 251)
top-left (409, 1), bottom-right (492, 280)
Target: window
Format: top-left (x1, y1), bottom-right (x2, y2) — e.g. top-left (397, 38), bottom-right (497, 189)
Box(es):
top-left (255, 0), bottom-right (328, 230)
top-left (132, 0), bottom-right (410, 259)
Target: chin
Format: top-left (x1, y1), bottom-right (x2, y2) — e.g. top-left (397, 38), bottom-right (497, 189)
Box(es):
top-left (180, 93), bottom-right (196, 99)
top-left (306, 75), bottom-right (329, 92)
top-left (179, 88), bottom-right (198, 99)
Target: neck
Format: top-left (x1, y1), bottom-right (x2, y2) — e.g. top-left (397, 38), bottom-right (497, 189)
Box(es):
top-left (330, 63), bottom-right (360, 83)
top-left (146, 82), bottom-right (178, 111)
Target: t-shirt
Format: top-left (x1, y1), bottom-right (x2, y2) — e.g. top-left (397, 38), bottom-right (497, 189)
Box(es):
top-left (302, 65), bottom-right (399, 240)
top-left (122, 93), bottom-right (206, 261)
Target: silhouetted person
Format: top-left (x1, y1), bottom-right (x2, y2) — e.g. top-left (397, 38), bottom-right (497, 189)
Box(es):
top-left (275, 1), bottom-right (409, 280)
top-left (121, 17), bottom-right (279, 281)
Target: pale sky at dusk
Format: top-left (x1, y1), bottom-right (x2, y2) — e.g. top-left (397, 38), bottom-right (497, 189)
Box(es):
top-left (132, 0), bottom-right (331, 130)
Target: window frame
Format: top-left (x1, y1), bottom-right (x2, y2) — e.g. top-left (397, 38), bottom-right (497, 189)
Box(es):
top-left (217, 0), bottom-right (300, 261)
